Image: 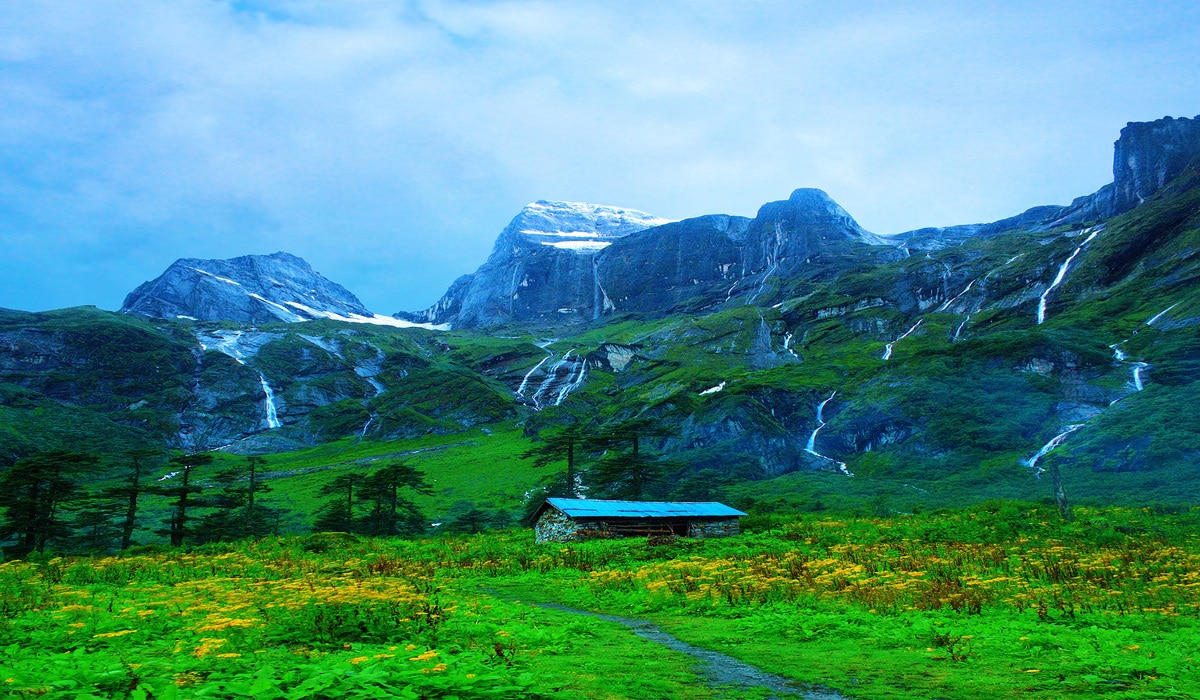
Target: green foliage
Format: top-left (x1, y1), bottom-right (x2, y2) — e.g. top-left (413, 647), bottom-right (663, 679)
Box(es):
top-left (4, 506), bottom-right (1197, 699)
top-left (0, 451), bottom-right (99, 557)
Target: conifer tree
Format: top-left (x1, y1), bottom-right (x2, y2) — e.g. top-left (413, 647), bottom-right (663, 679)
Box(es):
top-left (0, 451), bottom-right (98, 557)
top-left (521, 423), bottom-right (586, 498)
top-left (158, 453), bottom-right (213, 547)
top-left (358, 461), bottom-right (431, 536)
top-left (585, 418), bottom-right (674, 501)
top-left (314, 473), bottom-right (362, 533)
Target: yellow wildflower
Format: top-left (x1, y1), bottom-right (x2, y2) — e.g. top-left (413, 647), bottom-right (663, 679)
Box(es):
top-left (348, 656), bottom-right (370, 665)
top-left (92, 630), bottom-right (137, 639)
top-left (409, 650), bottom-right (438, 662)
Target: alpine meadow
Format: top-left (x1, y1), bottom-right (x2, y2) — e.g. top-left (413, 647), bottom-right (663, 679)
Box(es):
top-left (2, 9), bottom-right (1200, 696)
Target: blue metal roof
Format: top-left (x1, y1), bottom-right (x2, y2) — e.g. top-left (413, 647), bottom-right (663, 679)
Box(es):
top-left (545, 498), bottom-right (746, 519)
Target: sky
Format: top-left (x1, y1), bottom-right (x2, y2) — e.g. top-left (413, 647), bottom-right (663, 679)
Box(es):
top-left (2, 1), bottom-right (1198, 315)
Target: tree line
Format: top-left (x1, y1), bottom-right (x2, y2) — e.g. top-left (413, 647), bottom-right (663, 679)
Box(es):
top-left (0, 449), bottom-right (476, 559)
top-left (0, 416), bottom-right (718, 559)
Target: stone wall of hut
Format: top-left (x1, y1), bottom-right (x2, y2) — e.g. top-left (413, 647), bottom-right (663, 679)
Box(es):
top-left (688, 518), bottom-right (740, 538)
top-left (536, 508), bottom-right (741, 542)
top-left (534, 508), bottom-right (582, 543)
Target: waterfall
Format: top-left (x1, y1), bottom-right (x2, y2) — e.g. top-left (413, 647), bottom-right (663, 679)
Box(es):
top-left (1037, 230), bottom-right (1098, 325)
top-left (1110, 342), bottom-right (1149, 393)
top-left (953, 315), bottom-right (971, 342)
top-left (1146, 302), bottom-right (1180, 326)
top-left (783, 332), bottom-right (799, 359)
top-left (755, 311), bottom-right (772, 352)
top-left (529, 350), bottom-right (587, 409)
top-left (1022, 424), bottom-right (1084, 475)
top-left (805, 392), bottom-right (836, 452)
top-left (882, 319), bottom-right (923, 361)
top-left (554, 359), bottom-right (587, 406)
top-left (938, 277), bottom-right (979, 312)
top-left (804, 392), bottom-right (853, 476)
top-left (747, 263), bottom-right (778, 305)
top-left (593, 257), bottom-right (616, 316)
top-left (259, 373), bottom-right (281, 429)
top-left (1132, 363), bottom-right (1148, 392)
top-left (699, 382), bottom-right (726, 396)
top-left (516, 356), bottom-right (551, 397)
top-left (358, 415), bottom-right (374, 440)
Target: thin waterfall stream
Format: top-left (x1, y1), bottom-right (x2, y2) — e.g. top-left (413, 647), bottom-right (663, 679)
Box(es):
top-left (805, 392), bottom-right (852, 476)
top-left (1037, 228), bottom-right (1100, 324)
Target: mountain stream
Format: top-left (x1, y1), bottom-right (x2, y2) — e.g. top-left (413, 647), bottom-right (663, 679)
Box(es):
top-left (1036, 227), bottom-right (1100, 325)
top-left (805, 392), bottom-right (852, 476)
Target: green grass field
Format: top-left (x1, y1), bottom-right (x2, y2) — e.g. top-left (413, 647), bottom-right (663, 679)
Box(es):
top-left (4, 504), bottom-right (1197, 699)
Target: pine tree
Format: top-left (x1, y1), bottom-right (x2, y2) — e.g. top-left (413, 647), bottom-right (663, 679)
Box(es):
top-left (0, 451), bottom-right (98, 557)
top-left (193, 456), bottom-right (282, 544)
top-left (585, 418), bottom-right (674, 501)
top-left (358, 461), bottom-right (431, 536)
top-left (158, 453), bottom-right (213, 547)
top-left (521, 423), bottom-right (586, 498)
top-left (314, 474), bottom-right (362, 533)
top-left (95, 449), bottom-right (164, 550)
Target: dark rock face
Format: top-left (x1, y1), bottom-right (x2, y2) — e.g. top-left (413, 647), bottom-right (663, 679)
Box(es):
top-left (398, 201), bottom-right (671, 328)
top-left (122, 252), bottom-right (373, 324)
top-left (602, 190), bottom-right (895, 315)
top-left (404, 189), bottom-right (895, 327)
top-left (1111, 115), bottom-right (1200, 212)
top-left (599, 215), bottom-right (752, 314)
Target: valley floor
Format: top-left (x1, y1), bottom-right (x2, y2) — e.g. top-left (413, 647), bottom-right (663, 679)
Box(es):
top-left (2, 504), bottom-right (1198, 700)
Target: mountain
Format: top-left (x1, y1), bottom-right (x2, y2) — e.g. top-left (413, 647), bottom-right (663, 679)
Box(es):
top-left (2, 115), bottom-right (1199, 515)
top-left (405, 116), bottom-right (1199, 329)
top-left (396, 201), bottom-right (672, 328)
top-left (894, 114), bottom-right (1200, 249)
top-left (121, 251), bottom-right (422, 326)
top-left (399, 188), bottom-right (893, 328)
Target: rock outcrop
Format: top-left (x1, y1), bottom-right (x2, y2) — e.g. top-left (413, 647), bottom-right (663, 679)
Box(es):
top-left (890, 115), bottom-right (1200, 248)
top-left (122, 252), bottom-right (376, 324)
top-left (1111, 115), bottom-right (1200, 212)
top-left (401, 189), bottom-right (895, 328)
top-left (397, 201), bottom-right (671, 328)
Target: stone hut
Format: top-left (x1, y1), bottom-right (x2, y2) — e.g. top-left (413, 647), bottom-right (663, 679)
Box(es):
top-left (532, 498), bottom-right (746, 543)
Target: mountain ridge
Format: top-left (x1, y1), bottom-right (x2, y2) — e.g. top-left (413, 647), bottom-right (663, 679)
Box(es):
top-left (400, 115), bottom-right (1200, 329)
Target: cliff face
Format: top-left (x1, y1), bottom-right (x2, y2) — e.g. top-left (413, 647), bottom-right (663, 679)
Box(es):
top-left (397, 201), bottom-right (672, 328)
top-left (599, 189), bottom-right (893, 315)
top-left (1112, 116), bottom-right (1200, 213)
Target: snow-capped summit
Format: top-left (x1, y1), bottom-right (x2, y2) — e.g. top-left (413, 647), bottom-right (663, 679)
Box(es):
top-left (517, 200), bottom-right (671, 247)
top-left (397, 200), bottom-right (671, 328)
top-left (495, 200), bottom-right (672, 255)
top-left (122, 252), bottom-right (439, 328)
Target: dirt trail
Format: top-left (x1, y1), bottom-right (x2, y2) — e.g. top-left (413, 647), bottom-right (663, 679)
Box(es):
top-left (536, 602), bottom-right (850, 699)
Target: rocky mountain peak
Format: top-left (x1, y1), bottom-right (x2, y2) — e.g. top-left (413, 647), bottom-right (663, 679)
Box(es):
top-left (491, 200), bottom-right (672, 257)
top-left (750, 188), bottom-right (882, 247)
top-left (1112, 115), bottom-right (1200, 212)
top-left (122, 251), bottom-right (390, 325)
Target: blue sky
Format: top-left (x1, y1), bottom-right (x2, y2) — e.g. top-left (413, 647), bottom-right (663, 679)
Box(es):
top-left (2, 0), bottom-right (1197, 314)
